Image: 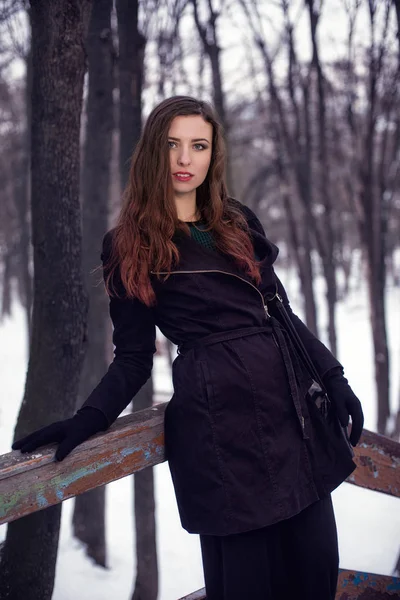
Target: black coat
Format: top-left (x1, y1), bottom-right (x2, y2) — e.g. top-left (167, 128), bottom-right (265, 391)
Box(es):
top-left (83, 199), bottom-right (356, 536)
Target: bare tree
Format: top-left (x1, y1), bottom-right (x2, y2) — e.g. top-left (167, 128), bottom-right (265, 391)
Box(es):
top-left (342, 0), bottom-right (398, 433)
top-left (391, 0), bottom-right (400, 448)
top-left (0, 0), bottom-right (91, 598)
top-left (0, 5), bottom-right (32, 339)
top-left (305, 0), bottom-right (339, 356)
top-left (238, 0), bottom-right (320, 335)
top-left (72, 0), bottom-right (115, 568)
top-left (190, 0), bottom-right (234, 193)
top-left (154, 0), bottom-right (190, 100)
top-left (117, 0), bottom-right (146, 189)
top-left (116, 2), bottom-right (159, 598)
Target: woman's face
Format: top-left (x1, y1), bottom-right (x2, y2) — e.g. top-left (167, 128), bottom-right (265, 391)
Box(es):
top-left (168, 115), bottom-right (213, 202)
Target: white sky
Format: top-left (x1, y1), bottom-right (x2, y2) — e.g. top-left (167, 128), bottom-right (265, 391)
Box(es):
top-left (5, 0), bottom-right (397, 120)
top-left (143, 0), bottom-right (398, 115)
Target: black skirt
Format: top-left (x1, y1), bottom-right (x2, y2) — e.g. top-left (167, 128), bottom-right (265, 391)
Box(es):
top-left (199, 495), bottom-right (339, 600)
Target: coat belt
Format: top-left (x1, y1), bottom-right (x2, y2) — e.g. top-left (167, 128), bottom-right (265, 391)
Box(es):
top-left (177, 319), bottom-right (309, 441)
top-left (177, 324), bottom-right (272, 356)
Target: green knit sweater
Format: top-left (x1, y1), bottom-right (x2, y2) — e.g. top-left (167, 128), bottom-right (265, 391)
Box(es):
top-left (188, 220), bottom-right (217, 251)
top-left (188, 220), bottom-right (260, 261)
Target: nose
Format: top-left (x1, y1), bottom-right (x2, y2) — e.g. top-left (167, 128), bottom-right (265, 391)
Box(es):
top-left (177, 146), bottom-right (191, 166)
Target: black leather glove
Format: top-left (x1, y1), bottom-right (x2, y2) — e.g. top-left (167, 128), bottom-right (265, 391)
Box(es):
top-left (323, 367), bottom-right (364, 446)
top-left (12, 407), bottom-right (108, 461)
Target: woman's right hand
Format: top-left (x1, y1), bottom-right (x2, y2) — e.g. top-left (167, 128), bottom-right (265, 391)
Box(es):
top-left (12, 407), bottom-right (108, 461)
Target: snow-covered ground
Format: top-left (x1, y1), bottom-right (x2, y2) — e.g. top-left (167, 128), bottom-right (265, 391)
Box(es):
top-left (0, 274), bottom-right (399, 600)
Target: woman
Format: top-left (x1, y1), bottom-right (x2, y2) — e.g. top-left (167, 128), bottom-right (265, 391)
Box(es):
top-left (13, 96), bottom-right (363, 600)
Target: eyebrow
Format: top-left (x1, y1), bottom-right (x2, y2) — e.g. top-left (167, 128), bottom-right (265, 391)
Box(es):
top-left (168, 136), bottom-right (210, 143)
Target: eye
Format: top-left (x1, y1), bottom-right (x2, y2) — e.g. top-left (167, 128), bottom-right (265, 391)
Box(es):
top-left (168, 140), bottom-right (177, 148)
top-left (194, 143), bottom-right (207, 151)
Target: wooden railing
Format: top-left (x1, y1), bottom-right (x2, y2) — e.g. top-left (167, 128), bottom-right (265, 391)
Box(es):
top-left (1, 402), bottom-right (399, 599)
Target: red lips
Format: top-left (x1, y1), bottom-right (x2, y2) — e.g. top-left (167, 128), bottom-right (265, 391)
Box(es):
top-left (173, 172), bottom-right (194, 181)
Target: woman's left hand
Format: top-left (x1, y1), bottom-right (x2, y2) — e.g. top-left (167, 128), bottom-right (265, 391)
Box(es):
top-left (323, 368), bottom-right (364, 446)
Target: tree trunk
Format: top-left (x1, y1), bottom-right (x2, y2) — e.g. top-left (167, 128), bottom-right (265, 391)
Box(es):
top-left (323, 261), bottom-right (338, 355)
top-left (116, 0), bottom-right (145, 190)
top-left (241, 2), bottom-right (320, 335)
top-left (357, 2), bottom-right (391, 434)
top-left (13, 47), bottom-right (33, 344)
top-left (0, 1), bottom-right (91, 598)
top-left (72, 0), bottom-right (114, 568)
top-left (132, 378), bottom-right (158, 600)
top-left (306, 0), bottom-right (338, 355)
top-left (191, 0), bottom-right (234, 194)
top-left (116, 3), bottom-right (159, 598)
top-left (394, 0), bottom-right (400, 59)
top-left (301, 212), bottom-right (319, 335)
top-left (275, 145), bottom-right (318, 333)
top-left (366, 246), bottom-right (390, 434)
top-left (1, 249), bottom-right (12, 319)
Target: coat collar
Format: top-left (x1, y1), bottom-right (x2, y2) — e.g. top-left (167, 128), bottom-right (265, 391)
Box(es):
top-left (151, 220), bottom-right (279, 285)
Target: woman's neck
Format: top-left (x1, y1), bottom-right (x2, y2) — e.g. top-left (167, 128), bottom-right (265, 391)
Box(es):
top-left (175, 194), bottom-right (200, 222)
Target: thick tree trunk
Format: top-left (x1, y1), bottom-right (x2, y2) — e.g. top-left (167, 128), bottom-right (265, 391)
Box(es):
top-left (72, 0), bottom-right (114, 568)
top-left (116, 3), bottom-right (159, 598)
top-left (0, 1), bottom-right (91, 599)
top-left (116, 0), bottom-right (145, 190)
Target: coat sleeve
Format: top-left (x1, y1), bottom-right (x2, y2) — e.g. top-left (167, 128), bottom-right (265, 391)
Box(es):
top-left (239, 202), bottom-right (343, 379)
top-left (81, 231), bottom-right (157, 426)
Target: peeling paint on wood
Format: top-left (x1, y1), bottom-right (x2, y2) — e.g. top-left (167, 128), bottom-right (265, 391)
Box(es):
top-left (347, 430), bottom-right (400, 498)
top-left (0, 405), bottom-right (399, 600)
top-left (0, 408), bottom-right (398, 525)
top-left (337, 569), bottom-right (400, 598)
top-left (177, 570), bottom-right (400, 600)
top-left (0, 404), bottom-right (166, 525)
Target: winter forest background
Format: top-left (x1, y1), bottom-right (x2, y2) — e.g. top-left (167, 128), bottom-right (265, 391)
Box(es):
top-left (0, 0), bottom-right (399, 599)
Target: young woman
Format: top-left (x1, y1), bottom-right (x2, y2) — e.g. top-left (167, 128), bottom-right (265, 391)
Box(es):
top-left (13, 96), bottom-right (363, 600)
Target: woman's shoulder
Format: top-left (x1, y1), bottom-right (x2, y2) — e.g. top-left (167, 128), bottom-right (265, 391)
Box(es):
top-left (228, 197), bottom-right (279, 263)
top-left (227, 198), bottom-right (265, 234)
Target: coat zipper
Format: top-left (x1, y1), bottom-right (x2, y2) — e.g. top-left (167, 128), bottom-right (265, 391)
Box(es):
top-left (153, 269), bottom-right (306, 436)
top-left (150, 269), bottom-right (270, 318)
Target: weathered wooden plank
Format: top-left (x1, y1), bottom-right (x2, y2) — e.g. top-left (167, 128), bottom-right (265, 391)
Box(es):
top-left (337, 569), bottom-right (400, 598)
top-left (178, 591), bottom-right (206, 600)
top-left (0, 405), bottom-right (398, 527)
top-left (0, 404), bottom-right (166, 525)
top-left (177, 570), bottom-right (400, 600)
top-left (347, 429), bottom-right (400, 498)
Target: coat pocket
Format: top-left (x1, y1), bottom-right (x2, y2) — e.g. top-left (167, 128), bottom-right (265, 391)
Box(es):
top-left (198, 359), bottom-right (216, 413)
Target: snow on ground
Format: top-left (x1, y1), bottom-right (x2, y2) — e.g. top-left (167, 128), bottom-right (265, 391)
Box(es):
top-left (0, 275), bottom-right (399, 599)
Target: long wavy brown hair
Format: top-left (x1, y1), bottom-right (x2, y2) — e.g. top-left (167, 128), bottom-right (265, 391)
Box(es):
top-left (105, 95), bottom-right (262, 307)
